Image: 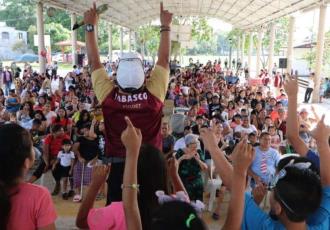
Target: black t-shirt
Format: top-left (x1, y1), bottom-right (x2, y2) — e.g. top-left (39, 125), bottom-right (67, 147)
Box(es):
top-left (208, 103), bottom-right (221, 118)
top-left (77, 136), bottom-right (100, 161)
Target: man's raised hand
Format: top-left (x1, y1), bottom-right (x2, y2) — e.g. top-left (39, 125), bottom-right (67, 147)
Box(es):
top-left (160, 2), bottom-right (173, 27)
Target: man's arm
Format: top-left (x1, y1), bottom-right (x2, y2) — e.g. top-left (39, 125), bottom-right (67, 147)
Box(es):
top-left (84, 3), bottom-right (113, 104)
top-left (284, 76), bottom-right (309, 156)
top-left (223, 140), bottom-right (254, 230)
top-left (84, 3), bottom-right (102, 72)
top-left (311, 115), bottom-right (330, 187)
top-left (200, 128), bottom-right (233, 190)
top-left (146, 3), bottom-right (172, 102)
top-left (156, 2), bottom-right (172, 69)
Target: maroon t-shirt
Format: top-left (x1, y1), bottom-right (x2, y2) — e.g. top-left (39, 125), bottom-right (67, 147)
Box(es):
top-left (102, 87), bottom-right (163, 157)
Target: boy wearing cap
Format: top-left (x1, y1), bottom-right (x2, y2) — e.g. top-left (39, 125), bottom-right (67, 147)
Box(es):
top-left (84, 3), bottom-right (172, 203)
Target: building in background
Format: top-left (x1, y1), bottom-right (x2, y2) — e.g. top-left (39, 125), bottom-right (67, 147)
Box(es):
top-left (0, 22), bottom-right (28, 60)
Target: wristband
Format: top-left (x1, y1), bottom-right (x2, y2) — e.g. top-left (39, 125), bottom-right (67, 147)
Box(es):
top-left (160, 29), bottom-right (171, 33)
top-left (121, 184), bottom-right (140, 191)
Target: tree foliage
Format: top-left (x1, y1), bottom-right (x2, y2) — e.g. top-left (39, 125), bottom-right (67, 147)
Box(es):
top-left (303, 31), bottom-right (330, 74)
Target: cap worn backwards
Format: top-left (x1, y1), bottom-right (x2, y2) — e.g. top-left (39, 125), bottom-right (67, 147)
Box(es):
top-left (116, 52), bottom-right (145, 91)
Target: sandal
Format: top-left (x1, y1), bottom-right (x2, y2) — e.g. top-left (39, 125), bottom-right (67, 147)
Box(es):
top-left (212, 213), bottom-right (220, 220)
top-left (73, 194), bottom-right (82, 203)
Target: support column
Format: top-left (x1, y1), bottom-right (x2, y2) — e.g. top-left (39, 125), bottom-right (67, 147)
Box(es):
top-left (256, 29), bottom-right (262, 74)
top-left (71, 13), bottom-right (77, 66)
top-left (287, 16), bottom-right (295, 75)
top-left (236, 35), bottom-right (240, 69)
top-left (248, 32), bottom-right (253, 74)
top-left (268, 22), bottom-right (275, 75)
top-left (312, 4), bottom-right (327, 103)
top-left (241, 33), bottom-right (245, 65)
top-left (108, 24), bottom-right (113, 61)
top-left (36, 2), bottom-right (46, 74)
top-left (120, 27), bottom-right (124, 56)
top-left (128, 30), bottom-right (132, 52)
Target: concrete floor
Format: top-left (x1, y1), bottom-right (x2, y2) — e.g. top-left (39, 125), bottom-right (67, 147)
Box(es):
top-left (36, 172), bottom-right (227, 230)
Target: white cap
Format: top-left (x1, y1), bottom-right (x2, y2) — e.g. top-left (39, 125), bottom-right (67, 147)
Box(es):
top-left (116, 52), bottom-right (145, 90)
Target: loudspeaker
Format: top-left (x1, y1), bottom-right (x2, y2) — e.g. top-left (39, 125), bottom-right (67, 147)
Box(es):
top-left (77, 54), bottom-right (85, 66)
top-left (279, 58), bottom-right (287, 69)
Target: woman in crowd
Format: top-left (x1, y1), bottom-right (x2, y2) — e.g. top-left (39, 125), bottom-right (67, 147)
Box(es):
top-left (5, 89), bottom-right (20, 114)
top-left (72, 123), bottom-right (100, 202)
top-left (52, 107), bottom-right (72, 136)
top-left (76, 117), bottom-right (186, 230)
top-left (0, 123), bottom-right (57, 230)
top-left (176, 134), bottom-right (208, 201)
top-left (0, 88), bottom-right (6, 105)
top-left (17, 101), bottom-right (34, 129)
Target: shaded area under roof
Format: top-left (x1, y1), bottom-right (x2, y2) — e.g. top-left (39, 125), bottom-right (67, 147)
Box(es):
top-left (43, 0), bottom-right (329, 30)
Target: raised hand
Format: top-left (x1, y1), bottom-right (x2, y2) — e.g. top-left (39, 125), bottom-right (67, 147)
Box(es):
top-left (121, 116), bottom-right (142, 157)
top-left (231, 138), bottom-right (255, 175)
top-left (200, 127), bottom-right (219, 151)
top-left (311, 115), bottom-right (330, 142)
top-left (84, 2), bottom-right (98, 26)
top-left (283, 75), bottom-right (298, 97)
top-left (91, 165), bottom-right (110, 188)
top-left (160, 2), bottom-right (173, 27)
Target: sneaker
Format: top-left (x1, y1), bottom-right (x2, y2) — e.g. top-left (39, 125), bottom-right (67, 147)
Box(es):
top-left (51, 182), bottom-right (60, 196)
top-left (62, 192), bottom-right (69, 200)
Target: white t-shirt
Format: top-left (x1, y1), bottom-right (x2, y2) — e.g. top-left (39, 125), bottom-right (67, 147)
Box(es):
top-left (45, 111), bottom-right (57, 126)
top-left (235, 124), bottom-right (257, 135)
top-left (308, 78), bottom-right (315, 88)
top-left (57, 151), bottom-right (75, 167)
top-left (174, 137), bottom-right (186, 151)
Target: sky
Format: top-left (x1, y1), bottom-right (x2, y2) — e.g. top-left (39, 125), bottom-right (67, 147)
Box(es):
top-left (207, 5), bottom-right (330, 45)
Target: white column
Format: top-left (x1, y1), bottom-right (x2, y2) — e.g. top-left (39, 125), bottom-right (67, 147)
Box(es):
top-left (256, 29), bottom-right (262, 74)
top-left (287, 16), bottom-right (295, 75)
top-left (108, 24), bottom-right (113, 61)
top-left (248, 31), bottom-right (253, 73)
top-left (268, 23), bottom-right (275, 75)
top-left (241, 33), bottom-right (245, 64)
top-left (36, 2), bottom-right (46, 73)
top-left (312, 4), bottom-right (327, 103)
top-left (236, 35), bottom-right (240, 68)
top-left (128, 30), bottom-right (132, 52)
top-left (71, 13), bottom-right (78, 66)
top-left (120, 27), bottom-right (124, 56)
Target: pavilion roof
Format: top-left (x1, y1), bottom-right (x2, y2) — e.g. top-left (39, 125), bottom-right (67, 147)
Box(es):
top-left (44, 0), bottom-right (328, 30)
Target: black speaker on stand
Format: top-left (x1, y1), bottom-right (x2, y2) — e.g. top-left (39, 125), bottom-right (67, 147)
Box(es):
top-left (279, 58), bottom-right (287, 69)
top-left (279, 58), bottom-right (288, 79)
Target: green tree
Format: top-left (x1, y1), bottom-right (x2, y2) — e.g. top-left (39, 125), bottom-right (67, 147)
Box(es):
top-left (44, 23), bottom-right (70, 52)
top-left (0, 0), bottom-right (35, 31)
top-left (302, 31), bottom-right (330, 74)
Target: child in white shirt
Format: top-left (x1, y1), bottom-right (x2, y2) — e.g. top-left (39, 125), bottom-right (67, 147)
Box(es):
top-left (52, 139), bottom-right (75, 199)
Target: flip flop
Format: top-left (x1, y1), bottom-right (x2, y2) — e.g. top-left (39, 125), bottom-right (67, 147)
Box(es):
top-left (73, 194), bottom-right (82, 203)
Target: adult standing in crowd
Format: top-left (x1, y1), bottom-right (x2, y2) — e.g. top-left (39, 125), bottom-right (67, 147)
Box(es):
top-left (84, 2), bottom-right (172, 203)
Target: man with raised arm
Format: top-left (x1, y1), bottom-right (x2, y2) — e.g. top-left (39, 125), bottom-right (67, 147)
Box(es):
top-left (84, 2), bottom-right (172, 204)
top-left (284, 76), bottom-right (320, 168)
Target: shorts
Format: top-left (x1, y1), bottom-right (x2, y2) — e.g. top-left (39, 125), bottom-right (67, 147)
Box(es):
top-left (57, 165), bottom-right (71, 178)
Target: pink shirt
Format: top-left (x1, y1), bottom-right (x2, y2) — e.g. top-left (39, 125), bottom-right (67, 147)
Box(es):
top-left (7, 183), bottom-right (57, 230)
top-left (88, 202), bottom-right (127, 230)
